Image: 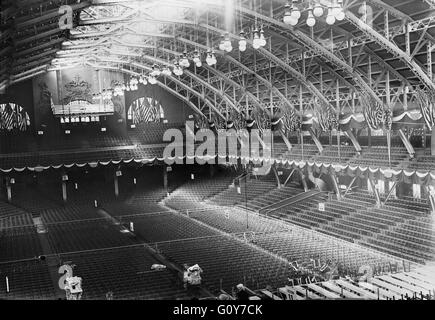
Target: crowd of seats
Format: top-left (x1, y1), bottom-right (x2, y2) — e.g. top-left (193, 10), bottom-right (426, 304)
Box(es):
top-left (0, 226), bottom-right (44, 262)
top-left (59, 246), bottom-right (189, 300)
top-left (156, 235), bottom-right (291, 293)
top-left (245, 184), bottom-right (303, 212)
top-left (314, 146), bottom-right (357, 164)
top-left (281, 265), bottom-right (435, 300)
top-left (281, 144), bottom-right (319, 162)
top-left (207, 177), bottom-right (277, 208)
top-left (0, 260), bottom-right (56, 300)
top-left (408, 149), bottom-right (435, 172)
top-left (348, 146), bottom-right (408, 168)
top-left (128, 122), bottom-right (185, 145)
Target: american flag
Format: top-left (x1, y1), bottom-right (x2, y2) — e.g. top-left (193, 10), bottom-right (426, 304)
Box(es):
top-left (3, 103), bottom-right (16, 131)
top-left (132, 98), bottom-right (160, 124)
top-left (362, 94), bottom-right (384, 130)
top-left (416, 89), bottom-right (435, 129)
top-left (16, 106), bottom-right (28, 131)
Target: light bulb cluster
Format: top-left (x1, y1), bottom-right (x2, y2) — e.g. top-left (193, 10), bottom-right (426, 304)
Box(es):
top-left (205, 50), bottom-right (217, 66)
top-left (252, 27), bottom-right (267, 49)
top-left (283, 0), bottom-right (345, 27)
top-left (219, 33), bottom-right (233, 53)
top-left (219, 27), bottom-right (267, 53)
top-left (238, 31), bottom-right (247, 52)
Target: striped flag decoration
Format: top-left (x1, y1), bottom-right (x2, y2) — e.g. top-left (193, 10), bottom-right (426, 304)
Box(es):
top-left (0, 103), bottom-right (30, 132)
top-left (130, 97), bottom-right (163, 124)
top-left (416, 89), bottom-right (435, 129)
top-left (361, 94), bottom-right (384, 130)
top-left (3, 103), bottom-right (16, 131)
top-left (17, 106), bottom-right (28, 131)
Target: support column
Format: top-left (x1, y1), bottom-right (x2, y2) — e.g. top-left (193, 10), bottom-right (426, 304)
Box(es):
top-left (6, 180), bottom-right (12, 202)
top-left (368, 177), bottom-right (381, 208)
top-left (308, 128), bottom-right (323, 153)
top-left (344, 130), bottom-right (362, 153)
top-left (272, 165), bottom-right (282, 189)
top-left (163, 166), bottom-right (168, 191)
top-left (61, 173), bottom-right (68, 203)
top-left (280, 131), bottom-right (293, 152)
top-left (330, 173), bottom-right (341, 201)
top-left (398, 129), bottom-right (416, 158)
top-left (426, 186), bottom-right (435, 215)
top-left (114, 173), bottom-right (119, 198)
top-left (62, 181), bottom-right (67, 203)
top-left (300, 170), bottom-right (308, 192)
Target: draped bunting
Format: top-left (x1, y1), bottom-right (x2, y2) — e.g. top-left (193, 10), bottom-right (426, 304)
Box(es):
top-left (2, 155), bottom-right (435, 184)
top-left (416, 89), bottom-right (435, 130)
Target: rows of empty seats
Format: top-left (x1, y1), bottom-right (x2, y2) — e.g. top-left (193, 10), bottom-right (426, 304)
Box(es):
top-left (244, 184), bottom-right (304, 212)
top-left (207, 178), bottom-right (277, 208)
top-left (0, 260), bottom-right (56, 300)
top-left (163, 174), bottom-right (235, 210)
top-left (282, 144), bottom-right (319, 162)
top-left (281, 266), bottom-right (435, 300)
top-left (267, 193), bottom-right (330, 229)
top-left (314, 146), bottom-right (357, 164)
top-left (58, 246), bottom-right (189, 300)
top-left (348, 146), bottom-right (408, 168)
top-left (0, 227), bottom-right (44, 262)
top-left (128, 122), bottom-right (185, 145)
top-left (156, 235), bottom-right (291, 293)
top-left (119, 212), bottom-right (218, 243)
top-left (46, 220), bottom-right (136, 253)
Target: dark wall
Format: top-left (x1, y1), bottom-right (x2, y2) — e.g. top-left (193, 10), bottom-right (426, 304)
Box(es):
top-left (124, 84), bottom-right (196, 124)
top-left (0, 80), bottom-right (35, 132)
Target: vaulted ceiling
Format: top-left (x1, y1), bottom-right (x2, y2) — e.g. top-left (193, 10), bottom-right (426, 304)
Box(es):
top-left (1, 0), bottom-right (435, 120)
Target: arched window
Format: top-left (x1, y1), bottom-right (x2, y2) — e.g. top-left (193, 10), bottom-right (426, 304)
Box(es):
top-left (0, 103), bottom-right (30, 131)
top-left (127, 96), bottom-right (164, 124)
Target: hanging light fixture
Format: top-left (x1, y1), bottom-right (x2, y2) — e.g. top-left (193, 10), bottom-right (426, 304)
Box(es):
top-left (205, 50), bottom-right (213, 66)
top-left (259, 26), bottom-right (266, 47)
top-left (335, 0), bottom-right (345, 21)
top-left (148, 76), bottom-right (157, 85)
top-left (211, 50), bottom-right (217, 66)
top-left (283, 2), bottom-right (298, 26)
top-left (290, 0), bottom-right (301, 20)
top-left (193, 51), bottom-right (203, 67)
top-left (283, 4), bottom-right (294, 25)
top-left (326, 6), bottom-right (336, 25)
top-left (252, 28), bottom-right (261, 49)
top-left (223, 33), bottom-right (232, 52)
top-left (313, 1), bottom-right (324, 17)
top-left (239, 31), bottom-right (247, 52)
top-left (218, 35), bottom-right (226, 51)
top-left (306, 6), bottom-right (316, 27)
top-left (162, 67), bottom-right (172, 76)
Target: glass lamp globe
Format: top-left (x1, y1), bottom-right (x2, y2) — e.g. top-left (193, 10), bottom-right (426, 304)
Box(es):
top-left (313, 4), bottom-right (324, 17)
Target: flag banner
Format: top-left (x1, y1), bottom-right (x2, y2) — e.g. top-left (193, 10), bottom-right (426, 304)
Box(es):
top-left (128, 97), bottom-right (163, 124)
top-left (416, 89), bottom-right (435, 130)
top-left (0, 103), bottom-right (30, 132)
